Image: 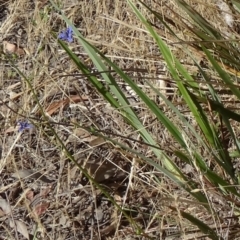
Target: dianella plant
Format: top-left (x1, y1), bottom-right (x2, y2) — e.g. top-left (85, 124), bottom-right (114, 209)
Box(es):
top-left (51, 0), bottom-right (240, 239)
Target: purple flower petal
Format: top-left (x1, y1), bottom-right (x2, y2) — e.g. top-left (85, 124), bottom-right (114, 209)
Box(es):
top-left (58, 27), bottom-right (73, 43)
top-left (18, 121), bottom-right (33, 132)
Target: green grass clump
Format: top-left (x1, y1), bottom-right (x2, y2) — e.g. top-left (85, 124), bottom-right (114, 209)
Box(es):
top-left (46, 0), bottom-right (240, 238)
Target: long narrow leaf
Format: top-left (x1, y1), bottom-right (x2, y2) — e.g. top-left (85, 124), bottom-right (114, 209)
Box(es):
top-left (169, 206), bottom-right (222, 240)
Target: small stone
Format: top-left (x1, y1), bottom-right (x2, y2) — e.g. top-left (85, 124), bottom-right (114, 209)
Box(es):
top-left (94, 208), bottom-right (103, 222)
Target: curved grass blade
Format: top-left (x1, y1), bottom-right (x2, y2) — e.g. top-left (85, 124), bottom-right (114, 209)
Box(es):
top-left (202, 46), bottom-right (240, 99)
top-left (169, 206), bottom-right (222, 240)
top-left (175, 0), bottom-right (222, 39)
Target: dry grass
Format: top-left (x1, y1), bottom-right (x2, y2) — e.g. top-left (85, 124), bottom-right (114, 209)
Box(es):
top-left (0, 0), bottom-right (240, 239)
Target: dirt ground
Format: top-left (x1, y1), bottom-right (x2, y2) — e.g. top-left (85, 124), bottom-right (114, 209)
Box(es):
top-left (0, 0), bottom-right (239, 239)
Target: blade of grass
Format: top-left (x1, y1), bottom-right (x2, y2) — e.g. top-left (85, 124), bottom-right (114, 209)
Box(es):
top-left (202, 46), bottom-right (240, 99)
top-left (174, 0), bottom-right (222, 39)
top-left (169, 206), bottom-right (222, 240)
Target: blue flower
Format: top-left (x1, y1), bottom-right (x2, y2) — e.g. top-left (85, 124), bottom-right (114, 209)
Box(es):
top-left (18, 121), bottom-right (33, 132)
top-left (58, 27), bottom-right (73, 43)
